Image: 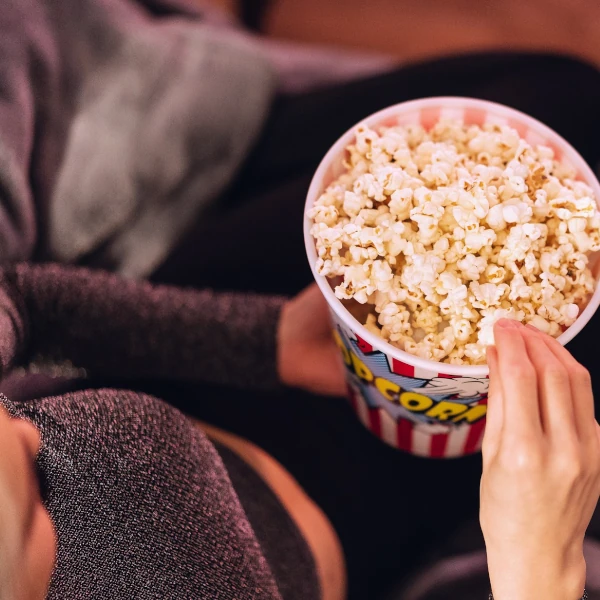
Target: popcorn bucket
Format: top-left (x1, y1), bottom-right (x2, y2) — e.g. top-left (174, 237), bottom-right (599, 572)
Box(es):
top-left (304, 97), bottom-right (600, 458)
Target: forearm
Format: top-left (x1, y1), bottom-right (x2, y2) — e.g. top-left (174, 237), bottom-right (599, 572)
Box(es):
top-left (1, 263), bottom-right (286, 389)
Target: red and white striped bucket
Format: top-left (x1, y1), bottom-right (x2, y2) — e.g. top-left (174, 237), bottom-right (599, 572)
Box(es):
top-left (304, 97), bottom-right (600, 458)
top-left (332, 313), bottom-right (489, 458)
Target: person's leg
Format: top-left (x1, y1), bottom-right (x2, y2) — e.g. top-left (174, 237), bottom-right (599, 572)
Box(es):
top-left (152, 52), bottom-right (600, 294)
top-left (235, 52), bottom-right (600, 193)
top-left (196, 419), bottom-right (346, 600)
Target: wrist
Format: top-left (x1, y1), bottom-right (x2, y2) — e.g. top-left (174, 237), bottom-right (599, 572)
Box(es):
top-left (489, 552), bottom-right (586, 600)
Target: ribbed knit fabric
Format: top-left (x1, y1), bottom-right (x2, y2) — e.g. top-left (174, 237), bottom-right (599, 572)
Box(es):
top-left (0, 262), bottom-right (319, 598)
top-left (0, 263), bottom-right (286, 390)
top-left (1, 390), bottom-right (320, 599)
top-left (0, 0), bottom-right (276, 277)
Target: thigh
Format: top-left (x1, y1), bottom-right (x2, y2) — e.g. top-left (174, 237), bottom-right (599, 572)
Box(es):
top-left (153, 53), bottom-right (600, 294)
top-left (196, 420), bottom-right (346, 600)
top-left (151, 174), bottom-right (315, 295)
top-left (237, 52), bottom-right (600, 191)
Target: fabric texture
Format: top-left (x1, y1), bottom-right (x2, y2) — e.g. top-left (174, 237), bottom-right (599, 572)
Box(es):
top-left (0, 263), bottom-right (285, 390)
top-left (489, 590), bottom-right (588, 600)
top-left (217, 443), bottom-right (321, 600)
top-left (0, 0), bottom-right (391, 276)
top-left (0, 262), bottom-right (318, 599)
top-left (0, 0), bottom-right (276, 276)
top-left (1, 390), bottom-right (319, 599)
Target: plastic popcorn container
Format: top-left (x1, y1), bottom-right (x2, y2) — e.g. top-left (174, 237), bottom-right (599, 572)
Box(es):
top-left (304, 97), bottom-right (600, 458)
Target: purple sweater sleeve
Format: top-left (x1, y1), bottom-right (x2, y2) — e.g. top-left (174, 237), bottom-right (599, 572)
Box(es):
top-left (0, 263), bottom-right (286, 390)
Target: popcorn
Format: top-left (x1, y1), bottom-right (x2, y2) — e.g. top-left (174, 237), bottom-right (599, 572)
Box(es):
top-left (389, 189), bottom-right (413, 219)
top-left (439, 284), bottom-right (469, 316)
top-left (485, 264), bottom-right (507, 284)
top-left (450, 318), bottom-right (474, 342)
top-left (457, 254), bottom-right (487, 280)
top-left (469, 282), bottom-right (509, 309)
top-left (372, 259), bottom-right (394, 291)
top-left (560, 303), bottom-right (580, 326)
top-left (528, 314), bottom-right (552, 334)
top-left (508, 273), bottom-right (532, 301)
top-left (464, 228), bottom-right (497, 254)
top-left (309, 118), bottom-right (600, 364)
top-left (568, 217), bottom-right (587, 234)
top-left (502, 202), bottom-right (533, 224)
top-left (413, 305), bottom-right (443, 333)
top-left (486, 204), bottom-right (507, 231)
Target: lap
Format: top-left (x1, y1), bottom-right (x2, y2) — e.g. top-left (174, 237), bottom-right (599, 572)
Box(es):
top-left (197, 419), bottom-right (346, 600)
top-left (147, 51), bottom-right (600, 598)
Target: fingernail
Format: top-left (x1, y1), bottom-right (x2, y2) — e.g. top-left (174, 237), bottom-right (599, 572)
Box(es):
top-left (524, 323), bottom-right (539, 333)
top-left (497, 318), bottom-right (519, 329)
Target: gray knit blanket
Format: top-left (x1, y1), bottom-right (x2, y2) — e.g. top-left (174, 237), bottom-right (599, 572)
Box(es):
top-left (0, 0), bottom-right (276, 276)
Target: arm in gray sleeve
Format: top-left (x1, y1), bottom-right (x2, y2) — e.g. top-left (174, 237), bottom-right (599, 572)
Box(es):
top-left (0, 263), bottom-right (286, 390)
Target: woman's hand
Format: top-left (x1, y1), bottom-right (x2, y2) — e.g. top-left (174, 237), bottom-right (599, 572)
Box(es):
top-left (277, 284), bottom-right (346, 396)
top-left (480, 319), bottom-right (600, 600)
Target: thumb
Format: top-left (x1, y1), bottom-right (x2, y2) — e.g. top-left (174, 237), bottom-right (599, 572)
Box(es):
top-left (298, 340), bottom-right (348, 397)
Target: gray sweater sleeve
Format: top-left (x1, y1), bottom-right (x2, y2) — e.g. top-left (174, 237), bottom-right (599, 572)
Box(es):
top-left (0, 263), bottom-right (286, 390)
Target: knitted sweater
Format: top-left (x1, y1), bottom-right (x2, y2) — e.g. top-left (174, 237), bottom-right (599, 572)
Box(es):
top-left (0, 263), bottom-right (320, 599)
top-left (1, 390), bottom-right (319, 599)
top-left (0, 263), bottom-right (285, 388)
